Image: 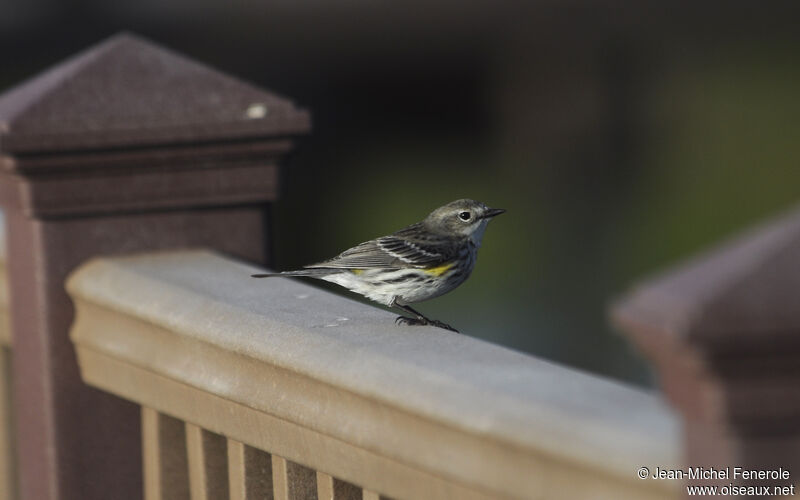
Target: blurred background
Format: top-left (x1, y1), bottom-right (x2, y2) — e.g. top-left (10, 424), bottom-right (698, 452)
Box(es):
top-left (3, 0), bottom-right (800, 386)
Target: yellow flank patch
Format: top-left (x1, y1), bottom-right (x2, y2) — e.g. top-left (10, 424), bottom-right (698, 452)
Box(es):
top-left (351, 269), bottom-right (364, 275)
top-left (424, 262), bottom-right (455, 276)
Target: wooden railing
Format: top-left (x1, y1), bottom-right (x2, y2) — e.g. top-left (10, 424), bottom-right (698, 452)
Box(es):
top-left (65, 250), bottom-right (680, 500)
top-left (6, 31), bottom-right (795, 500)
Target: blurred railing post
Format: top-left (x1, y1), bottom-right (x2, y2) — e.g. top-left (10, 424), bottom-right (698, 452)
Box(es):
top-left (0, 226), bottom-right (15, 500)
top-left (612, 206), bottom-right (800, 491)
top-left (0, 33), bottom-right (309, 500)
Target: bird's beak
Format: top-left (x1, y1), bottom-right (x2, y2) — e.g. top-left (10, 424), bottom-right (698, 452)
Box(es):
top-left (482, 208), bottom-right (506, 219)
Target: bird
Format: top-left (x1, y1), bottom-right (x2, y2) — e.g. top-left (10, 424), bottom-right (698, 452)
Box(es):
top-left (252, 199), bottom-right (505, 333)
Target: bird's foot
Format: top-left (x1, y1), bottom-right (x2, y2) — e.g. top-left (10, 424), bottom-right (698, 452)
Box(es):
top-left (395, 315), bottom-right (426, 326)
top-left (395, 316), bottom-right (460, 333)
top-left (430, 319), bottom-right (460, 333)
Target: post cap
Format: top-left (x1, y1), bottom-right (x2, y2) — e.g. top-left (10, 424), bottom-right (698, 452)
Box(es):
top-left (613, 205), bottom-right (800, 352)
top-left (0, 32), bottom-right (310, 155)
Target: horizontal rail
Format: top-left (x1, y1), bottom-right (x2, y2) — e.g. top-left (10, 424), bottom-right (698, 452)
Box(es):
top-left (67, 250), bottom-right (680, 499)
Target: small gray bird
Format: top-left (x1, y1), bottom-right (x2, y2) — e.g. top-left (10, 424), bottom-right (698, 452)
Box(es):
top-left (252, 199), bottom-right (505, 332)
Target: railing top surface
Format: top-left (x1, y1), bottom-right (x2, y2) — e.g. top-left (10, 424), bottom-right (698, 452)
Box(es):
top-left (67, 250), bottom-right (679, 483)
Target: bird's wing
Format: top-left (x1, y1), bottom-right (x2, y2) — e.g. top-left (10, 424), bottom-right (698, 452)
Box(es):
top-left (305, 225), bottom-right (453, 270)
top-left (304, 239), bottom-right (399, 269)
top-left (375, 235), bottom-right (451, 266)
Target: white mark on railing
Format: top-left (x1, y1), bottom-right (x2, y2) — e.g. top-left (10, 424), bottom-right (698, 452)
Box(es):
top-left (294, 294), bottom-right (310, 300)
top-left (245, 103), bottom-right (268, 119)
top-left (207, 376), bottom-right (232, 394)
top-left (321, 317), bottom-right (350, 328)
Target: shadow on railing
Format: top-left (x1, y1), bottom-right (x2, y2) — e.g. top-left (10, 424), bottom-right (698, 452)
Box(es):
top-left (66, 250), bottom-right (680, 500)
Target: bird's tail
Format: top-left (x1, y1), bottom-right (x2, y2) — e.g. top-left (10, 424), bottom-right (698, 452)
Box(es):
top-left (251, 268), bottom-right (337, 279)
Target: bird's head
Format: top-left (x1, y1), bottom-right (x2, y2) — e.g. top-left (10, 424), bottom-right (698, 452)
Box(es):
top-left (423, 199), bottom-right (505, 245)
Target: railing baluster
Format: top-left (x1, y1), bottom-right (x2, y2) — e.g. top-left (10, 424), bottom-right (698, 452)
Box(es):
top-left (316, 472), bottom-right (334, 500)
top-left (228, 439), bottom-right (273, 500)
top-left (186, 423), bottom-right (229, 500)
top-left (361, 491), bottom-right (380, 500)
top-left (317, 472), bottom-right (361, 500)
top-left (142, 407), bottom-right (190, 500)
top-left (272, 455), bottom-right (289, 500)
top-left (272, 455), bottom-right (316, 500)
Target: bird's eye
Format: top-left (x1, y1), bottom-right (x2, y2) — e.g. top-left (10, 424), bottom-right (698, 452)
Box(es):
top-left (458, 211), bottom-right (471, 221)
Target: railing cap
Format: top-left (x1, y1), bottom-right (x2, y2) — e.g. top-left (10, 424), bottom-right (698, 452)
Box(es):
top-left (0, 32), bottom-right (310, 155)
top-left (67, 249), bottom-right (679, 492)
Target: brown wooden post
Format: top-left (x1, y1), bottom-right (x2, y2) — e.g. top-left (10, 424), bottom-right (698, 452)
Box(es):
top-left (0, 33), bottom-right (309, 500)
top-left (612, 206), bottom-right (800, 493)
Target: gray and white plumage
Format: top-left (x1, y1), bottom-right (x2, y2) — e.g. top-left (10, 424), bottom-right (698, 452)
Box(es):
top-left (252, 199), bottom-right (505, 331)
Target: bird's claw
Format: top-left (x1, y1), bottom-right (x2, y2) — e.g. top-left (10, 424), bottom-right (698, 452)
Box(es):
top-left (395, 316), bottom-right (460, 333)
top-left (430, 320), bottom-right (460, 333)
top-left (395, 316), bottom-right (426, 326)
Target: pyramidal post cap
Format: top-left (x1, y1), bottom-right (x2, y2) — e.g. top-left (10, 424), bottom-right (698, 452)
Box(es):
top-left (612, 203), bottom-right (800, 350)
top-left (0, 32), bottom-right (310, 154)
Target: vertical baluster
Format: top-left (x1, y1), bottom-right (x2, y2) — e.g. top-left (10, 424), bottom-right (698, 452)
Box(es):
top-left (316, 472), bottom-right (361, 500)
top-left (227, 439), bottom-right (273, 500)
top-left (185, 423), bottom-right (229, 500)
top-left (361, 491), bottom-right (380, 500)
top-left (272, 456), bottom-right (289, 500)
top-left (142, 407), bottom-right (190, 500)
top-left (272, 455), bottom-right (317, 500)
top-left (316, 472), bottom-right (334, 500)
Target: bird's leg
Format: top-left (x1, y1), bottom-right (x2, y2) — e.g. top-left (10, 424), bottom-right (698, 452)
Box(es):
top-left (391, 299), bottom-right (459, 333)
